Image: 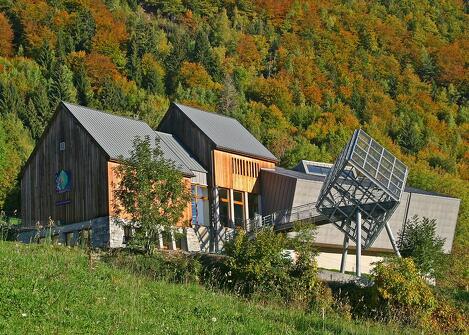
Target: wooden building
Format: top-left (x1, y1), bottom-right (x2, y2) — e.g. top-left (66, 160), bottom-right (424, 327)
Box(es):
top-left (18, 102), bottom-right (277, 250)
top-left (19, 102), bottom-right (207, 248)
top-left (18, 102), bottom-right (460, 269)
top-left (158, 103), bottom-right (277, 250)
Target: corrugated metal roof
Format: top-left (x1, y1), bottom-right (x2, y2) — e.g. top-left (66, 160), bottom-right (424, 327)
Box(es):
top-left (173, 103), bottom-right (278, 162)
top-left (155, 131), bottom-right (206, 173)
top-left (62, 102), bottom-right (205, 176)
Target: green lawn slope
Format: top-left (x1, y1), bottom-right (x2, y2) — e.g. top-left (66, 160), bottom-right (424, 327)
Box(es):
top-left (0, 242), bottom-right (414, 335)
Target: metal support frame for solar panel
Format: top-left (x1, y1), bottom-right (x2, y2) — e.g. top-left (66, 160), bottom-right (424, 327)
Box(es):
top-left (316, 129), bottom-right (408, 274)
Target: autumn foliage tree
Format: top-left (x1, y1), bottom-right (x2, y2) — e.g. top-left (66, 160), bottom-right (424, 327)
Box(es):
top-left (0, 13), bottom-right (14, 57)
top-left (0, 0), bottom-right (467, 293)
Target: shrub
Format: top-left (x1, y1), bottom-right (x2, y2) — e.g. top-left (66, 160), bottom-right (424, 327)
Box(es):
top-left (0, 211), bottom-right (20, 241)
top-left (429, 299), bottom-right (468, 334)
top-left (221, 227), bottom-right (326, 308)
top-left (371, 257), bottom-right (436, 326)
top-left (223, 229), bottom-right (291, 298)
top-left (397, 215), bottom-right (446, 280)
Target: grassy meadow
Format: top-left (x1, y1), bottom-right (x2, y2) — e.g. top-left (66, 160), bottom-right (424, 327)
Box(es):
top-left (0, 241), bottom-right (418, 334)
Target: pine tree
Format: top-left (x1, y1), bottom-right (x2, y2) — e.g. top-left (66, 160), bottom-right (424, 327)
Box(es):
top-left (97, 78), bottom-right (127, 113)
top-left (71, 8), bottom-right (96, 52)
top-left (74, 66), bottom-right (94, 106)
top-left (37, 42), bottom-right (57, 79)
top-left (193, 29), bottom-right (212, 65)
top-left (0, 83), bottom-right (26, 118)
top-left (127, 38), bottom-right (142, 85)
top-left (211, 9), bottom-right (231, 47)
top-left (25, 99), bottom-right (42, 140)
top-left (49, 64), bottom-right (77, 108)
top-left (32, 85), bottom-right (53, 138)
top-left (217, 75), bottom-right (239, 116)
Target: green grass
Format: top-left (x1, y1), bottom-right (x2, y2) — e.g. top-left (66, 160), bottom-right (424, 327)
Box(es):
top-left (0, 242), bottom-right (415, 335)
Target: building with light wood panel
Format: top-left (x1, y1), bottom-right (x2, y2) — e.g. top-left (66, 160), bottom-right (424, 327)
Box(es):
top-left (18, 102), bottom-right (460, 269)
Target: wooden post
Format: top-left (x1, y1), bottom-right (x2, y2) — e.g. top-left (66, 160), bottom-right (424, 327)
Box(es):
top-left (243, 191), bottom-right (249, 230)
top-left (229, 189), bottom-right (235, 228)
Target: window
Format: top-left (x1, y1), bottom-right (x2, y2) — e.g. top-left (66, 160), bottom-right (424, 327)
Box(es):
top-left (248, 193), bottom-right (260, 219)
top-left (59, 141), bottom-right (65, 151)
top-left (191, 185), bottom-right (210, 226)
top-left (162, 230), bottom-right (172, 249)
top-left (123, 226), bottom-right (133, 244)
top-left (219, 188), bottom-right (230, 227)
top-left (233, 191), bottom-right (244, 227)
top-left (232, 158), bottom-right (260, 177)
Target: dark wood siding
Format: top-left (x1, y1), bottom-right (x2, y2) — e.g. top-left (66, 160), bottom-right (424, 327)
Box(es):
top-left (158, 104), bottom-right (215, 172)
top-left (260, 169), bottom-right (296, 215)
top-left (21, 106), bottom-right (109, 227)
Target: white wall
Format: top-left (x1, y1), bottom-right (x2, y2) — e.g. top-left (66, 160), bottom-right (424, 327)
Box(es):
top-left (316, 252), bottom-right (383, 274)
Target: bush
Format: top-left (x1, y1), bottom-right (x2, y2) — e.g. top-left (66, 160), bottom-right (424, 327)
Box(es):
top-left (223, 229), bottom-right (291, 298)
top-left (429, 298), bottom-right (468, 334)
top-left (220, 227), bottom-right (327, 308)
top-left (0, 211), bottom-right (20, 241)
top-left (397, 215), bottom-right (446, 280)
top-left (371, 257), bottom-right (436, 326)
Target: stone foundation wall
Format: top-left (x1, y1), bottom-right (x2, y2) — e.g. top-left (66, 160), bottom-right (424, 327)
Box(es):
top-left (17, 217), bottom-right (111, 248)
top-left (17, 217), bottom-right (236, 254)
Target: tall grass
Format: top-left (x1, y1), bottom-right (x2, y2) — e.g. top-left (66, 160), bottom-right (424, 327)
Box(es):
top-left (0, 241), bottom-right (417, 335)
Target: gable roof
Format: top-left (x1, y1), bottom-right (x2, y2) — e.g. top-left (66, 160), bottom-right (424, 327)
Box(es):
top-left (155, 131), bottom-right (206, 173)
top-left (171, 103), bottom-right (278, 162)
top-left (62, 102), bottom-right (206, 176)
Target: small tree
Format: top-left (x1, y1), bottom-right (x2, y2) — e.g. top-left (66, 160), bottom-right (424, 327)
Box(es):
top-left (397, 215), bottom-right (446, 280)
top-left (113, 136), bottom-right (191, 254)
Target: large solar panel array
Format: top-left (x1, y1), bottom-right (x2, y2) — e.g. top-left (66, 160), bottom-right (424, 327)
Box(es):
top-left (350, 130), bottom-right (407, 201)
top-left (316, 129), bottom-right (409, 249)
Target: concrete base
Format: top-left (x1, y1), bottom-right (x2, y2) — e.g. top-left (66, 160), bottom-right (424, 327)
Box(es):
top-left (16, 217), bottom-right (253, 257)
top-left (317, 252), bottom-right (382, 274)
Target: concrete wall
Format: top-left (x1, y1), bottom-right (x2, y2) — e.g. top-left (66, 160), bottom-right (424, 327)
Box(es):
top-left (291, 179), bottom-right (323, 207)
top-left (405, 193), bottom-right (460, 253)
top-left (316, 252), bottom-right (382, 274)
top-left (185, 225), bottom-right (234, 253)
top-left (261, 169), bottom-right (460, 255)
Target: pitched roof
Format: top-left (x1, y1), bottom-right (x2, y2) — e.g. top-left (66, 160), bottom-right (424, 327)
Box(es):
top-left (172, 103), bottom-right (278, 162)
top-left (155, 131), bottom-right (206, 173)
top-left (62, 102), bottom-right (206, 176)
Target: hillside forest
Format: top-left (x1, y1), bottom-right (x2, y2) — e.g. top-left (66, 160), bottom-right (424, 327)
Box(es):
top-left (0, 0), bottom-right (467, 287)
